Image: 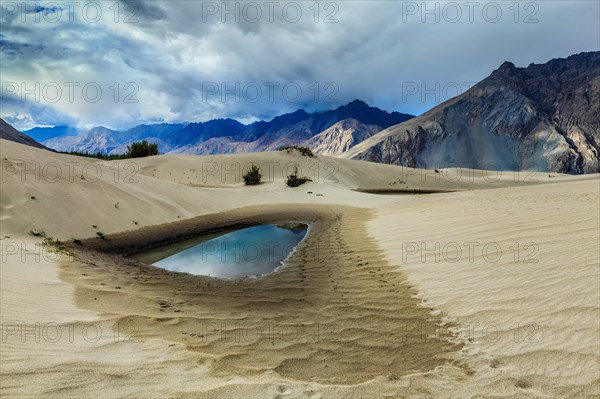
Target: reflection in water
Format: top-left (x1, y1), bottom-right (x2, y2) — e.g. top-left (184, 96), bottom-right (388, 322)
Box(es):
top-left (152, 224), bottom-right (307, 279)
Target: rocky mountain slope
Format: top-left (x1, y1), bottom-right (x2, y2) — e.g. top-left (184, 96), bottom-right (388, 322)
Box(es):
top-left (343, 52), bottom-right (600, 174)
top-left (304, 119), bottom-right (382, 156)
top-left (30, 100), bottom-right (413, 156)
top-left (0, 118), bottom-right (48, 149)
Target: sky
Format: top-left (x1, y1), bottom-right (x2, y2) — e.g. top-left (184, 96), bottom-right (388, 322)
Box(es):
top-left (1, 0), bottom-right (599, 131)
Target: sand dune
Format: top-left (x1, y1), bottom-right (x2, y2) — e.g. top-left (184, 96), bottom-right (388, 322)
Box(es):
top-left (369, 176), bottom-right (600, 396)
top-left (1, 138), bottom-right (598, 398)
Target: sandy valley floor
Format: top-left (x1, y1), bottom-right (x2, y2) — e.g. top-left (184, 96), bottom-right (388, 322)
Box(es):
top-left (0, 139), bottom-right (598, 398)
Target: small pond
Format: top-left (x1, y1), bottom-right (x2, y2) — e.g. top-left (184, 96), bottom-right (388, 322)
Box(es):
top-left (133, 223), bottom-right (308, 279)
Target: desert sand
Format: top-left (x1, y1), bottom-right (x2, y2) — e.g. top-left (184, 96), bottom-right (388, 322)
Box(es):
top-left (0, 138), bottom-right (598, 398)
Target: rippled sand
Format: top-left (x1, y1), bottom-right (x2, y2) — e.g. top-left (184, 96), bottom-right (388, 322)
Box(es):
top-left (1, 139), bottom-right (598, 398)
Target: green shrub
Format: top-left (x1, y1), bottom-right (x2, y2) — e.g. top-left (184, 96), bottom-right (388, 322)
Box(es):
top-left (286, 167), bottom-right (313, 187)
top-left (96, 231), bottom-right (106, 240)
top-left (126, 140), bottom-right (159, 158)
top-left (278, 146), bottom-right (315, 158)
top-left (243, 165), bottom-right (262, 185)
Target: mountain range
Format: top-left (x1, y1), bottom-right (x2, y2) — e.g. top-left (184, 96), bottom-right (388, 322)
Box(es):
top-left (2, 52), bottom-right (599, 174)
top-left (22, 100), bottom-right (413, 157)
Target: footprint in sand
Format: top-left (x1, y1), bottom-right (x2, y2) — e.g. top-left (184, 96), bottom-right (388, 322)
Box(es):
top-left (275, 384), bottom-right (292, 395)
top-left (302, 390), bottom-right (322, 399)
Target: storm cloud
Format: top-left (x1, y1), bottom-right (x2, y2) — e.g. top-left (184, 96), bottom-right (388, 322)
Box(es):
top-left (1, 0), bottom-right (598, 130)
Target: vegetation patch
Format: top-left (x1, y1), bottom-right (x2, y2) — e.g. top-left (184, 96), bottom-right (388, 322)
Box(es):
top-left (243, 165), bottom-right (262, 185)
top-left (278, 146), bottom-right (315, 158)
top-left (126, 140), bottom-right (159, 158)
top-left (43, 236), bottom-right (66, 250)
top-left (286, 167), bottom-right (313, 187)
top-left (61, 140), bottom-right (159, 160)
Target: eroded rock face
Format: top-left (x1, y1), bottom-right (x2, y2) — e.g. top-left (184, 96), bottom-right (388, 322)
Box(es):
top-left (305, 119), bottom-right (383, 156)
top-left (347, 52), bottom-right (600, 174)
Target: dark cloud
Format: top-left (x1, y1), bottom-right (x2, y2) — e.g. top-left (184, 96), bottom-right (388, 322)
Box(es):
top-left (1, 0), bottom-right (598, 130)
top-left (120, 0), bottom-right (167, 21)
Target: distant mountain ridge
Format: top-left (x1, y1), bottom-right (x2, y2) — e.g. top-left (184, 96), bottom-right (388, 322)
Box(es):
top-left (343, 52), bottom-right (600, 174)
top-left (28, 100), bottom-right (414, 156)
top-left (23, 125), bottom-right (79, 142)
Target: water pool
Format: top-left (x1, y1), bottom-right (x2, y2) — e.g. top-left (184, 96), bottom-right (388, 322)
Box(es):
top-left (136, 223), bottom-right (308, 279)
